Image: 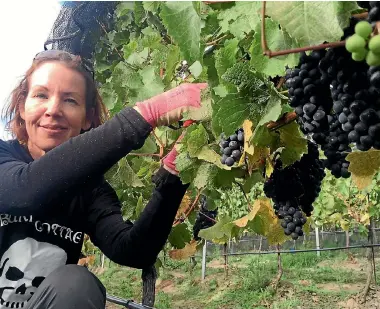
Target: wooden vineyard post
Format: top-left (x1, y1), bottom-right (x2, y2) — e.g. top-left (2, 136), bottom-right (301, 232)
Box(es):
top-left (201, 241), bottom-right (207, 280)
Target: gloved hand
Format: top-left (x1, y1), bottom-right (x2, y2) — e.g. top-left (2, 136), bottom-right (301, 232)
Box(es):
top-left (162, 120), bottom-right (194, 175)
top-left (134, 83), bottom-right (208, 128)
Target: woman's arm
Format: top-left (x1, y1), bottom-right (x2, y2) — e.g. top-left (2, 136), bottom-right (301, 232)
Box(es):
top-left (85, 167), bottom-right (189, 269)
top-left (0, 107), bottom-right (152, 215)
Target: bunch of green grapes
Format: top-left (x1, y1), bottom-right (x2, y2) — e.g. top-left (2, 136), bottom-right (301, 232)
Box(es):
top-left (346, 20), bottom-right (380, 66)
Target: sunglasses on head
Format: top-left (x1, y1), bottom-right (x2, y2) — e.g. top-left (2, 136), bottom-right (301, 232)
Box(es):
top-left (33, 50), bottom-right (95, 79)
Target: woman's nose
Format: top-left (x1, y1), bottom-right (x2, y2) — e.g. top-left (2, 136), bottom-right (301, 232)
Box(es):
top-left (45, 97), bottom-right (63, 117)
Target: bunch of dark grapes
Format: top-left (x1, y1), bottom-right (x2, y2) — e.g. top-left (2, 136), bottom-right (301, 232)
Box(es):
top-left (175, 60), bottom-right (190, 79)
top-left (264, 142), bottom-right (325, 239)
top-left (285, 50), bottom-right (332, 134)
top-left (220, 129), bottom-right (244, 167)
top-left (193, 195), bottom-right (218, 241)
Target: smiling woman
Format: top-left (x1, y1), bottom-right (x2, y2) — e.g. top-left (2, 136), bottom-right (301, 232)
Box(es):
top-left (0, 48), bottom-right (207, 309)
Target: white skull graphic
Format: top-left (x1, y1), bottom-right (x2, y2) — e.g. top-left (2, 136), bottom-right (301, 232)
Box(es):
top-left (0, 238), bottom-right (67, 308)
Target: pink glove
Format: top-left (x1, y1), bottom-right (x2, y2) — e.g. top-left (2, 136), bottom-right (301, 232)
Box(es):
top-left (134, 83), bottom-right (208, 127)
top-left (162, 120), bottom-right (194, 175)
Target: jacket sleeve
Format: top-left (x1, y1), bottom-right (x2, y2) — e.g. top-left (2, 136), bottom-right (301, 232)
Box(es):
top-left (85, 167), bottom-right (189, 269)
top-left (0, 107), bottom-right (152, 216)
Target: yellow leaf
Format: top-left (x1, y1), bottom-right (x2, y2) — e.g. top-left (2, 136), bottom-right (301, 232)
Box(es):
top-left (243, 119), bottom-right (254, 155)
top-left (234, 200), bottom-right (262, 227)
top-left (169, 240), bottom-right (197, 260)
top-left (340, 219), bottom-right (350, 231)
top-left (347, 149), bottom-right (380, 190)
top-left (360, 213), bottom-right (370, 225)
top-left (176, 192), bottom-right (192, 220)
top-left (243, 147), bottom-right (269, 172)
top-left (266, 217), bottom-right (289, 245)
top-left (303, 217), bottom-right (312, 235)
top-left (265, 158), bottom-right (274, 177)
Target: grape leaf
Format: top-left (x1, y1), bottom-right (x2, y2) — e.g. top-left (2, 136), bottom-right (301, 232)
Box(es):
top-left (213, 85), bottom-right (229, 98)
top-left (160, 2), bottom-right (202, 63)
top-left (182, 124), bottom-right (209, 157)
top-left (347, 149), bottom-right (380, 190)
top-left (164, 45), bottom-right (180, 85)
top-left (196, 146), bottom-right (231, 170)
top-left (194, 163), bottom-right (214, 189)
top-left (250, 18), bottom-right (299, 77)
top-left (277, 122), bottom-right (307, 166)
top-left (112, 62), bottom-right (143, 91)
top-left (169, 240), bottom-right (198, 260)
top-left (266, 1), bottom-right (356, 46)
top-left (129, 66), bottom-right (165, 103)
top-left (168, 223), bottom-right (192, 249)
top-left (176, 152), bottom-right (201, 184)
top-left (143, 1), bottom-right (161, 13)
top-left (214, 38), bottom-right (239, 81)
top-left (132, 135), bottom-right (158, 154)
top-left (183, 97), bottom-right (212, 122)
top-left (218, 2), bottom-right (261, 40)
top-left (116, 158), bottom-right (144, 188)
top-left (133, 195), bottom-right (145, 219)
top-left (198, 214), bottom-right (239, 244)
top-left (243, 119), bottom-right (254, 156)
top-left (212, 94), bottom-right (250, 136)
top-left (189, 61), bottom-right (203, 78)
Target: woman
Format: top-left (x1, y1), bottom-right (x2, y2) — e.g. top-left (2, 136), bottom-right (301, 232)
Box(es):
top-left (0, 50), bottom-right (206, 309)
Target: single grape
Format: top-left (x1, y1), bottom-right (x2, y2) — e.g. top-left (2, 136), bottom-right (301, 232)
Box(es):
top-left (223, 147), bottom-right (232, 156)
top-left (366, 50), bottom-right (380, 66)
top-left (229, 141), bottom-right (239, 150)
top-left (229, 134), bottom-right (238, 141)
top-left (345, 34), bottom-right (366, 53)
top-left (231, 150), bottom-right (241, 159)
top-left (237, 132), bottom-right (244, 142)
top-left (352, 50), bottom-right (367, 62)
top-left (369, 35), bottom-right (380, 54)
top-left (355, 21), bottom-right (373, 39)
top-left (225, 157), bottom-right (235, 166)
top-left (291, 232), bottom-right (299, 240)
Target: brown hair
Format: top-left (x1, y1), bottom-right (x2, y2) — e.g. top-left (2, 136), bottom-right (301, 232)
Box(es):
top-left (2, 53), bottom-right (108, 143)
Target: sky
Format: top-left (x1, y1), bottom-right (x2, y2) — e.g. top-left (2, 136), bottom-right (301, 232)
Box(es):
top-left (0, 1), bottom-right (61, 139)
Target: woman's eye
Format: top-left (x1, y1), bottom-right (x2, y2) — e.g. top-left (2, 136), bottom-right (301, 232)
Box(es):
top-left (35, 93), bottom-right (47, 99)
top-left (65, 98), bottom-right (78, 105)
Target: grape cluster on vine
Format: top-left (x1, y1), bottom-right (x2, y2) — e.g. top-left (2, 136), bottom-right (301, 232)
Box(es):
top-left (193, 195), bottom-right (218, 241)
top-left (264, 142), bottom-right (325, 239)
top-left (219, 128), bottom-right (244, 167)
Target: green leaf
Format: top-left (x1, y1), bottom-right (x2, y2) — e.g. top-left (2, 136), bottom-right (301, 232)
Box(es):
top-left (198, 215), bottom-right (239, 243)
top-left (189, 61), bottom-right (203, 78)
top-left (141, 27), bottom-right (162, 50)
top-left (183, 97), bottom-right (212, 122)
top-left (213, 85), bottom-right (229, 98)
top-left (214, 38), bottom-right (239, 81)
top-left (129, 66), bottom-right (165, 104)
top-left (160, 2), bottom-right (202, 63)
top-left (133, 136), bottom-right (158, 154)
top-left (194, 163), bottom-right (214, 189)
top-left (164, 46), bottom-right (181, 85)
top-left (218, 2), bottom-right (261, 40)
top-left (134, 2), bottom-right (146, 25)
top-left (117, 158), bottom-right (144, 188)
top-left (99, 83), bottom-right (118, 111)
top-left (143, 1), bottom-right (161, 13)
top-left (112, 62), bottom-right (143, 91)
top-left (266, 1), bottom-right (356, 46)
top-left (182, 124), bottom-right (209, 157)
top-left (250, 18), bottom-right (299, 77)
top-left (134, 195), bottom-right (145, 218)
top-left (333, 2), bottom-right (361, 29)
top-left (176, 152), bottom-right (201, 184)
top-left (277, 122), bottom-right (307, 166)
top-left (212, 94), bottom-right (249, 136)
top-left (196, 146), bottom-right (231, 170)
top-left (126, 48), bottom-right (149, 66)
top-left (116, 2), bottom-right (134, 18)
top-left (168, 223), bottom-right (192, 249)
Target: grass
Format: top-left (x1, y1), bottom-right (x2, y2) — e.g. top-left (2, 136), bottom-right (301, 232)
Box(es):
top-left (95, 250), bottom-right (376, 309)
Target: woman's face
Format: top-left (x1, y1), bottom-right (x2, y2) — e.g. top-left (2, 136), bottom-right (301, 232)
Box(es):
top-left (20, 62), bottom-right (91, 158)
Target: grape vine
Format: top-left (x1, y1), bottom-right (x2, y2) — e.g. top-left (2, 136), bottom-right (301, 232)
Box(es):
top-left (92, 1), bottom-right (380, 259)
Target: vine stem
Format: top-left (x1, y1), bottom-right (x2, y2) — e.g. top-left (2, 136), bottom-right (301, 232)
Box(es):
top-left (267, 111), bottom-right (297, 131)
top-left (152, 131), bottom-right (165, 158)
top-left (173, 190), bottom-right (203, 227)
top-left (206, 34), bottom-right (229, 46)
top-left (199, 211), bottom-right (217, 223)
top-left (235, 181), bottom-right (253, 210)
